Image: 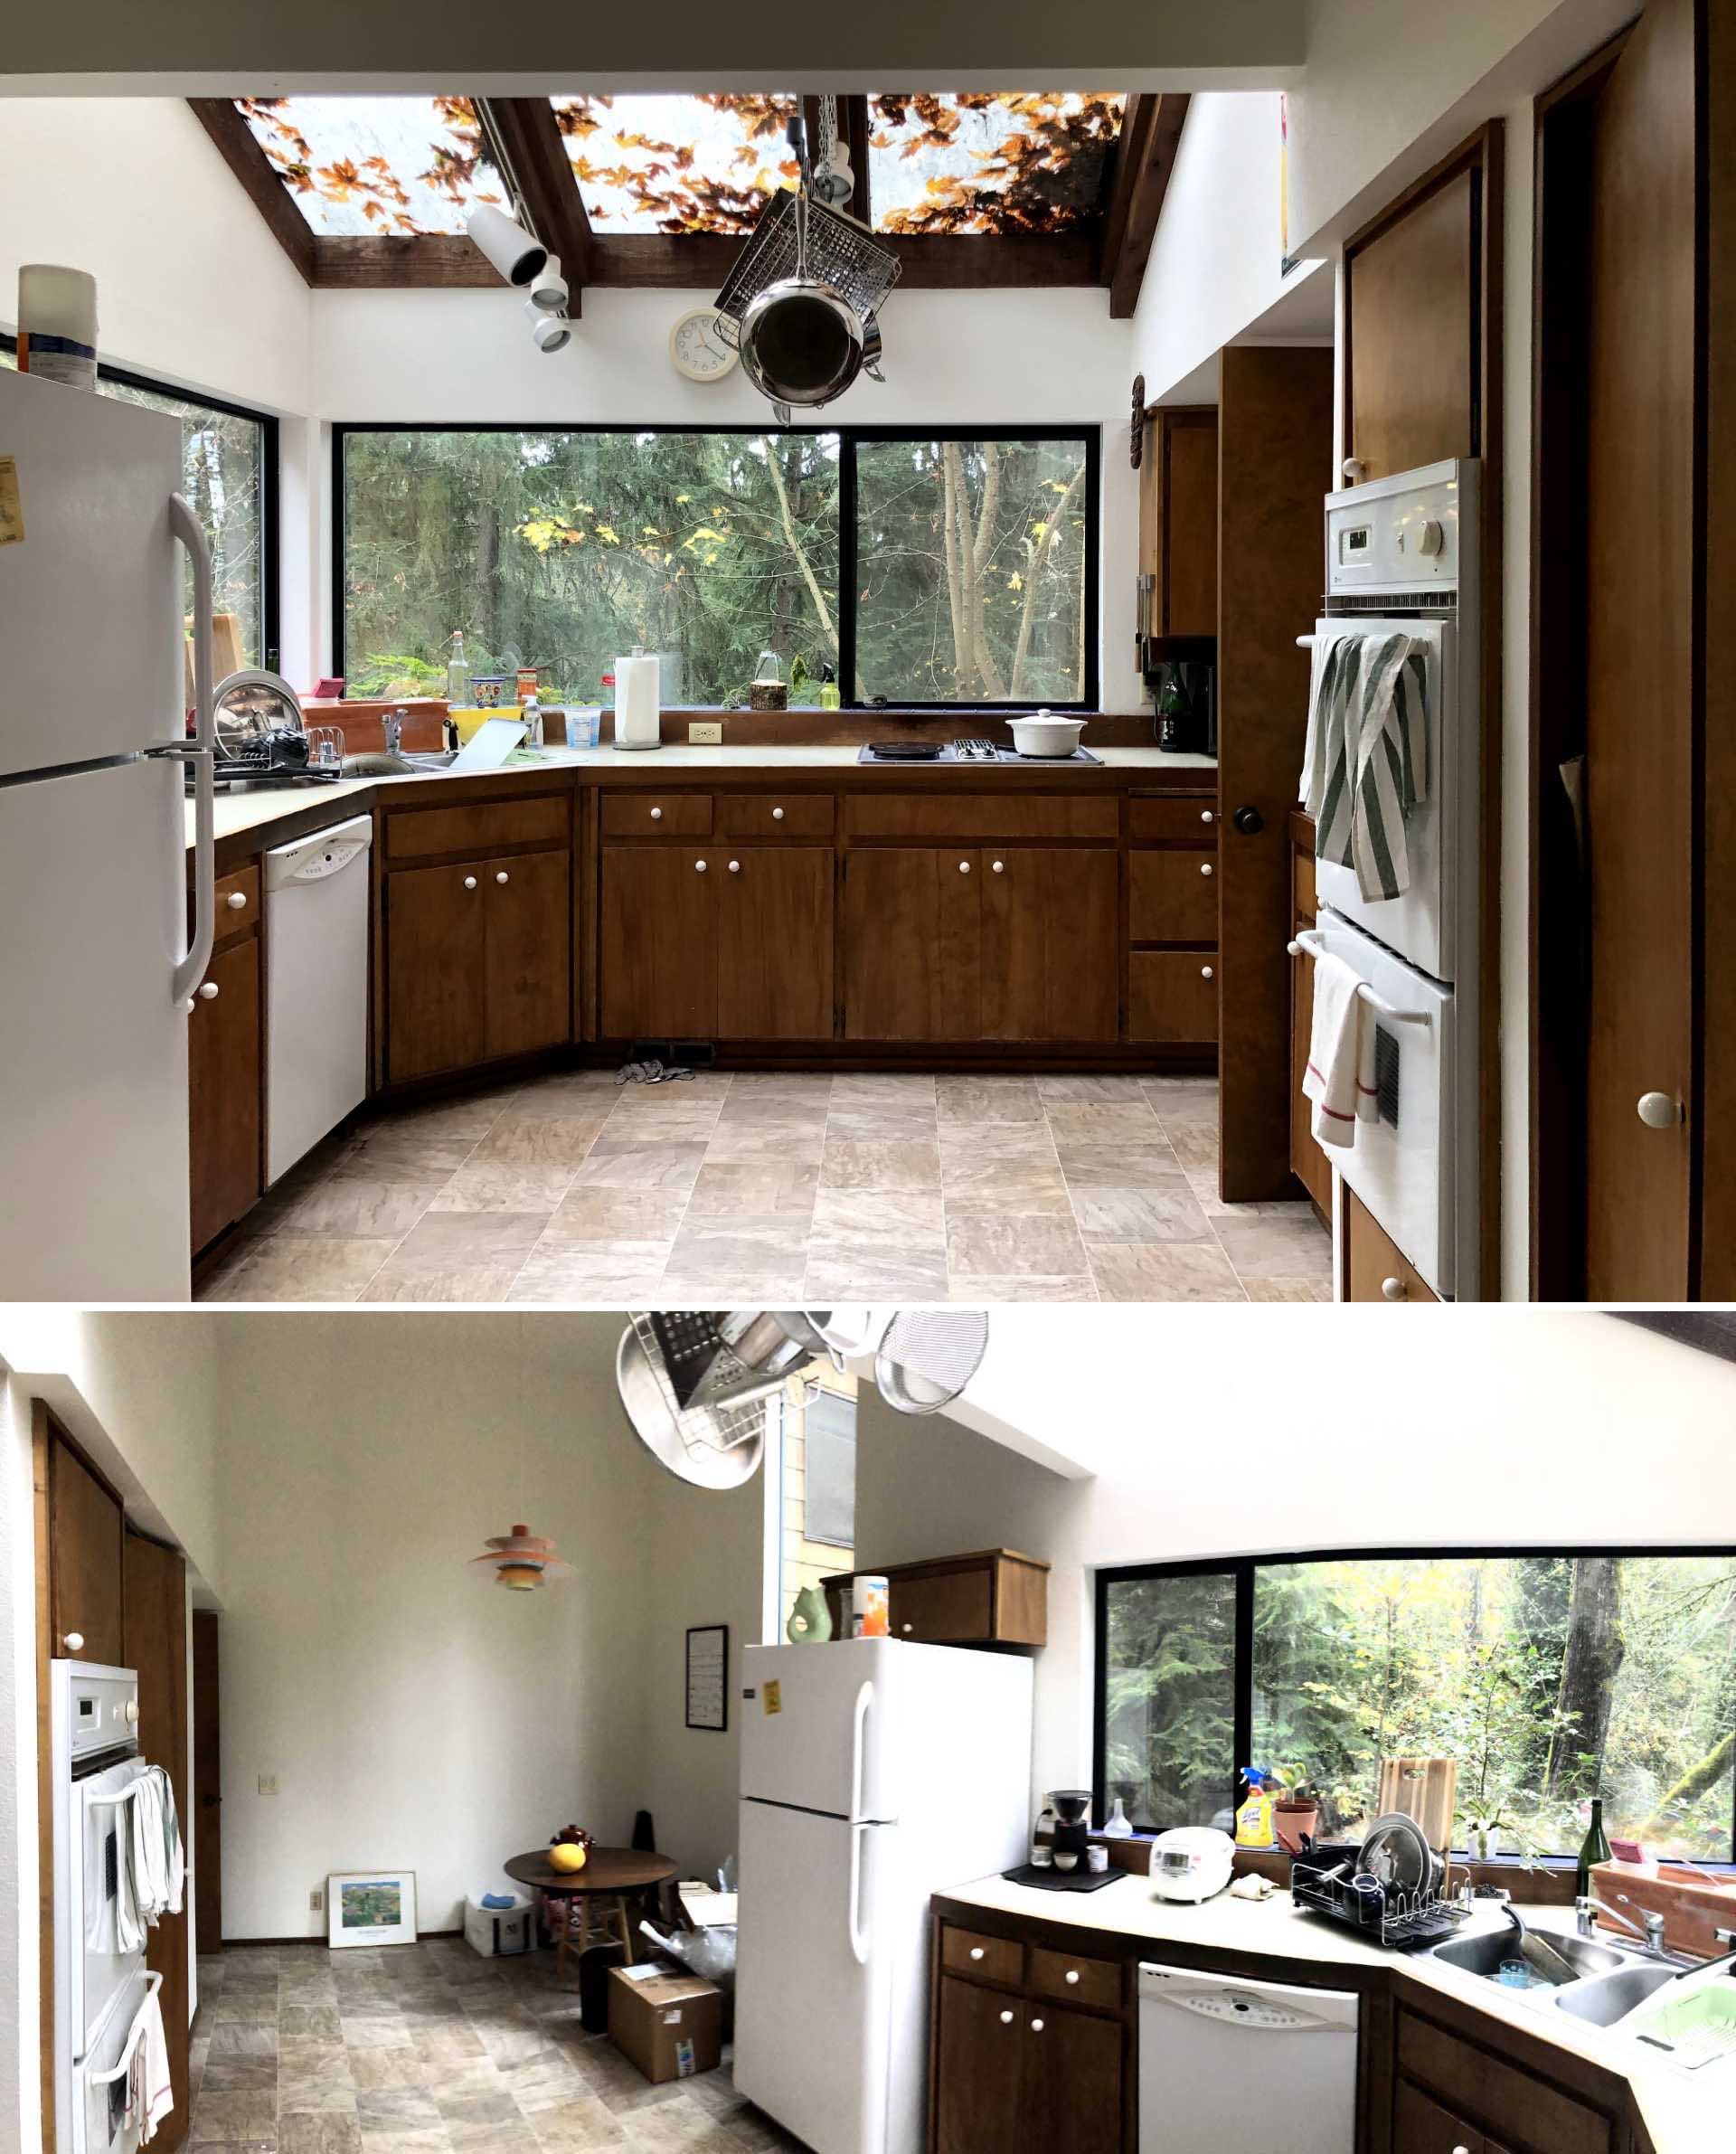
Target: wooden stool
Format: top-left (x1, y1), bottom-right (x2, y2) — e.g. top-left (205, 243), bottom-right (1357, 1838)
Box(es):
top-left (553, 1892), bottom-right (634, 1984)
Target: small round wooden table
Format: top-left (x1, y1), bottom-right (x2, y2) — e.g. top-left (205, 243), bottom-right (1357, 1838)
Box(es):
top-left (505, 1847), bottom-right (679, 1986)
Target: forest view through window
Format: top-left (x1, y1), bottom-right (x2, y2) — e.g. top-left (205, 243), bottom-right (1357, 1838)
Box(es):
top-left (1099, 1553), bottom-right (1736, 1862)
top-left (337, 426), bottom-right (1096, 709)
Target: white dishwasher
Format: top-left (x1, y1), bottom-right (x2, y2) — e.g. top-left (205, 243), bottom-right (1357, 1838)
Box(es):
top-left (263, 812), bottom-right (373, 1184)
top-left (1137, 1960), bottom-right (1359, 2152)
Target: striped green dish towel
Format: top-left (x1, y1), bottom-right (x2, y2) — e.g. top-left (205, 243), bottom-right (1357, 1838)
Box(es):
top-left (1299, 631), bottom-right (1429, 901)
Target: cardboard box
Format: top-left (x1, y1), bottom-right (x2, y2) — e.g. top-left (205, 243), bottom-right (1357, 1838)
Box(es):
top-left (608, 1963), bottom-right (722, 2083)
top-left (676, 1879), bottom-right (739, 1929)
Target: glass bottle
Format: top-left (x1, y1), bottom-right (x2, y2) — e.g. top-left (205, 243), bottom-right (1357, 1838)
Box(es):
top-left (446, 629), bottom-right (471, 707)
top-left (1102, 1797), bottom-right (1134, 1838)
top-left (1576, 1797), bottom-right (1611, 1899)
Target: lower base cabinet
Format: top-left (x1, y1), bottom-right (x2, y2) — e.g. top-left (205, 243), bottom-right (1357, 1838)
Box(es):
top-left (1343, 1186), bottom-right (1440, 1303)
top-left (188, 932), bottom-right (262, 1251)
top-left (935, 1976), bottom-right (1120, 2154)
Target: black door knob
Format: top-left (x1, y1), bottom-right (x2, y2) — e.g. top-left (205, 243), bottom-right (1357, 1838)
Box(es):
top-left (1232, 805), bottom-right (1265, 835)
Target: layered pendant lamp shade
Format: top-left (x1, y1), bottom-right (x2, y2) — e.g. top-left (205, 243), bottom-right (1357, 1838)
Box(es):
top-left (469, 1523), bottom-right (572, 1591)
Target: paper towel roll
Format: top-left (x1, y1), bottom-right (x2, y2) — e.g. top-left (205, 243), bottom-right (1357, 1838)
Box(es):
top-left (18, 265), bottom-right (98, 391)
top-left (613, 645), bottom-right (662, 751)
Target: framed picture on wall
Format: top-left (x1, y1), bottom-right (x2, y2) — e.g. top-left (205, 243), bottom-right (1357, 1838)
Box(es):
top-left (328, 1868), bottom-right (417, 1949)
top-left (686, 1624), bottom-right (729, 1733)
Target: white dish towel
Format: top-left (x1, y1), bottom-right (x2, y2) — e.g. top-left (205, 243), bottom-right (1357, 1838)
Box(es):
top-left (128, 1987), bottom-right (175, 2143)
top-left (1302, 951), bottom-right (1378, 1150)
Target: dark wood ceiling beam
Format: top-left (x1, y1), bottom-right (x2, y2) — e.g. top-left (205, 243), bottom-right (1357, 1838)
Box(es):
top-left (1099, 91), bottom-right (1190, 320)
top-left (478, 96), bottom-right (593, 314)
top-left (188, 98), bottom-right (316, 286)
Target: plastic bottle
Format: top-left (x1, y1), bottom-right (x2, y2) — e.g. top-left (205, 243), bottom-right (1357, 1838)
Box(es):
top-left (818, 664), bottom-right (842, 711)
top-left (446, 630), bottom-right (471, 707)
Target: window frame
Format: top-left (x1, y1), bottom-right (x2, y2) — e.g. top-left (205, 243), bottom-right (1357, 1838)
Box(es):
top-left (1, 335), bottom-right (281, 674)
top-left (1092, 1545), bottom-right (1736, 1868)
top-left (330, 419), bottom-right (1101, 712)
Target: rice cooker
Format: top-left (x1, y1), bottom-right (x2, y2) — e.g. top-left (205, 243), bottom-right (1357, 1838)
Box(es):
top-left (1149, 1827), bottom-right (1236, 1904)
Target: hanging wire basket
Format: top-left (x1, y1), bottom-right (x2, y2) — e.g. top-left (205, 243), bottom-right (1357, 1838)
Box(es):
top-left (713, 190), bottom-right (901, 350)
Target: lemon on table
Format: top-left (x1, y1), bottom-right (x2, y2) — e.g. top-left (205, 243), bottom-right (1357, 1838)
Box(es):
top-left (547, 1842), bottom-right (589, 1875)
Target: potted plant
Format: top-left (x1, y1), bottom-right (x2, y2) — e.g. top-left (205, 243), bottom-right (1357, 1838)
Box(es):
top-left (1272, 1772), bottom-right (1321, 1853)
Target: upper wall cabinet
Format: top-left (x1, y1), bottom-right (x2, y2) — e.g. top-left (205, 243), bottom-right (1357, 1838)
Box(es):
top-left (1137, 405), bottom-right (1219, 642)
top-left (50, 1432), bottom-right (125, 1665)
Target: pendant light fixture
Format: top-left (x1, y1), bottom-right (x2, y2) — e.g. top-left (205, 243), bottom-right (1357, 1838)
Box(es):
top-left (468, 1523), bottom-right (572, 1591)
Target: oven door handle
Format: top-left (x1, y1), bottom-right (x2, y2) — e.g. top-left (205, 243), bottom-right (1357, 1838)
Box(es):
top-left (83, 1972), bottom-right (163, 2083)
top-left (1288, 931), bottom-right (1433, 1028)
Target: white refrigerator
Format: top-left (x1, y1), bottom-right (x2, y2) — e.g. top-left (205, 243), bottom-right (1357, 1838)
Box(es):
top-left (735, 1638), bottom-right (1033, 2154)
top-left (0, 365), bottom-right (217, 1300)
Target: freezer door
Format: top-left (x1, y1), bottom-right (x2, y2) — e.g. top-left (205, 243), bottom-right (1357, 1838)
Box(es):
top-left (741, 1639), bottom-right (901, 1821)
top-left (734, 1799), bottom-right (893, 2154)
top-left (0, 368), bottom-right (185, 774)
top-left (0, 758), bottom-right (191, 1299)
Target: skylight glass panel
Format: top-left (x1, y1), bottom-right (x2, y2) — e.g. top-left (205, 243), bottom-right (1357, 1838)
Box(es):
top-left (236, 97), bottom-right (497, 237)
top-left (868, 93), bottom-right (1125, 234)
top-left (551, 94), bottom-right (799, 234)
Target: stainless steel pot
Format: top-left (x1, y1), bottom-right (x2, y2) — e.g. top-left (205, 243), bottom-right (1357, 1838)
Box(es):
top-left (738, 277), bottom-right (865, 410)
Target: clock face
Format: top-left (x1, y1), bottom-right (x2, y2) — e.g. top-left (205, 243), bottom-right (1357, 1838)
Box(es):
top-left (670, 308), bottom-right (739, 383)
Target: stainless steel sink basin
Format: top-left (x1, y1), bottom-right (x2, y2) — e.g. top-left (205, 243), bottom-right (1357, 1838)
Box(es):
top-left (401, 750), bottom-right (458, 770)
top-left (1429, 1927), bottom-right (1627, 1985)
top-left (1553, 1964), bottom-right (1681, 2026)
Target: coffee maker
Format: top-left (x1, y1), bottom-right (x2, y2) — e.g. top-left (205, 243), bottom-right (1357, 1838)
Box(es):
top-left (1048, 1790), bottom-right (1093, 1871)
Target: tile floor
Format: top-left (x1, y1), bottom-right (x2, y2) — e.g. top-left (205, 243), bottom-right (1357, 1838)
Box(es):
top-left (188, 1936), bottom-right (799, 2151)
top-left (198, 1070), bottom-right (1330, 1305)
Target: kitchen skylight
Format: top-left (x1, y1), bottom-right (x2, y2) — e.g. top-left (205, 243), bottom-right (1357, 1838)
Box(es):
top-left (867, 92), bottom-right (1125, 234)
top-left (549, 93), bottom-right (800, 234)
top-left (234, 96), bottom-right (496, 237)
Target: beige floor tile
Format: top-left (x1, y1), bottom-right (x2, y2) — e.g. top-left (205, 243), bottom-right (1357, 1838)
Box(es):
top-left (1043, 1102), bottom-right (1163, 1146)
top-left (1243, 1278), bottom-right (1333, 1301)
top-left (937, 1120), bottom-right (1057, 1163)
top-left (1142, 1075), bottom-right (1220, 1124)
top-left (944, 1212), bottom-right (1090, 1278)
top-left (1069, 1183), bottom-right (1215, 1243)
top-left (188, 2090), bottom-right (281, 2144)
top-left (948, 1273), bottom-right (1099, 1302)
top-left (819, 1139), bottom-right (941, 1193)
top-left (467, 1115), bottom-right (609, 1167)
top-left (533, 2096), bottom-right (629, 2147)
top-left (808, 1186), bottom-right (947, 1246)
top-left (1164, 1120), bottom-right (1220, 1175)
top-left (1034, 1074), bottom-right (1154, 1101)
top-left (199, 1237), bottom-right (398, 1302)
top-left (279, 2117), bottom-right (364, 2152)
top-left (1088, 1242), bottom-right (1247, 1301)
top-left (803, 1243), bottom-right (952, 1301)
top-left (541, 1189), bottom-right (691, 1242)
top-left (935, 1079), bottom-right (1045, 1125)
top-left (1053, 1140), bottom-right (1184, 1187)
top-left (507, 1245), bottom-right (673, 1304)
top-left (940, 1158), bottom-right (1073, 1215)
top-left (381, 1211), bottom-right (551, 1269)
top-left (1212, 1213), bottom-right (1333, 1282)
top-left (700, 1125), bottom-right (828, 1165)
top-left (829, 1072), bottom-right (937, 1107)
top-left (824, 1107), bottom-right (939, 1144)
top-left (264, 1176), bottom-right (442, 1242)
top-left (572, 1142), bottom-right (707, 1191)
top-left (348, 2049), bottom-right (428, 2090)
top-left (429, 1165), bottom-right (579, 1214)
top-left (513, 1070), bottom-right (625, 1115)
top-left (371, 1093), bottom-right (514, 1138)
top-left (361, 1261), bottom-right (530, 1304)
top-left (341, 1132), bottom-right (482, 1177)
top-left (683, 1160), bottom-right (819, 1220)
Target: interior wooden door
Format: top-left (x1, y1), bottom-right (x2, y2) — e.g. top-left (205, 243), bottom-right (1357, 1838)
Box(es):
top-left (483, 847), bottom-right (571, 1059)
top-left (599, 846), bottom-right (718, 1037)
top-left (49, 1434), bottom-right (123, 1664)
top-left (187, 933), bottom-right (261, 1252)
top-left (716, 846), bottom-right (835, 1039)
top-left (385, 860), bottom-right (488, 1082)
top-left (1020, 2000), bottom-right (1122, 2154)
top-left (1216, 345), bottom-right (1335, 1200)
top-left (193, 1610), bottom-right (221, 1956)
top-left (934, 1977), bottom-right (1024, 2154)
top-left (980, 848), bottom-right (1118, 1042)
top-left (842, 848), bottom-right (981, 1041)
top-left (1345, 165), bottom-right (1478, 478)
top-left (1580, 0), bottom-right (1696, 1297)
top-left (123, 1528), bottom-right (190, 2149)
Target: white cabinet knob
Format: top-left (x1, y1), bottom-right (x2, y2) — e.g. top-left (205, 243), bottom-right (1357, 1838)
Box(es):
top-left (196, 980), bottom-right (220, 1000)
top-left (1201, 808), bottom-right (1214, 824)
top-left (1637, 1091), bottom-right (1682, 1129)
top-left (901, 1622), bottom-right (913, 1635)
top-left (650, 806), bottom-right (663, 820)
top-left (991, 859), bottom-right (1005, 874)
top-left (1200, 863), bottom-right (1213, 877)
top-left (63, 1632), bottom-right (84, 1653)
top-left (729, 860), bottom-right (741, 874)
top-left (999, 2009), bottom-right (1014, 2025)
top-left (1381, 1276), bottom-right (1406, 1301)
top-left (970, 1948), bottom-right (985, 1961)
top-left (1030, 2018), bottom-right (1045, 2034)
top-left (495, 871), bottom-right (509, 884)
top-left (1201, 966), bottom-right (1214, 980)
top-left (1065, 1970), bottom-right (1080, 1985)
top-left (464, 875), bottom-right (477, 890)
top-left (1453, 2146), bottom-right (1471, 2154)
top-left (1343, 457), bottom-right (1368, 483)
top-left (958, 860), bottom-right (971, 874)
top-left (225, 890), bottom-right (248, 910)
top-left (772, 806), bottom-right (785, 820)
top-left (695, 859), bottom-right (707, 873)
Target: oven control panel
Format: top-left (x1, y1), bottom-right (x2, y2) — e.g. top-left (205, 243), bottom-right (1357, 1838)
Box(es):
top-left (1326, 459), bottom-right (1471, 597)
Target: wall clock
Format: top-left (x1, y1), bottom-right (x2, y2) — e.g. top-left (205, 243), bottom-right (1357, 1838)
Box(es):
top-left (670, 307), bottom-right (740, 383)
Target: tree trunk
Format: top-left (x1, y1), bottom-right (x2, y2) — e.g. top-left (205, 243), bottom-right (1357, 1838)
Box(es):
top-left (1543, 1558), bottom-right (1625, 1802)
top-left (967, 445), bottom-right (1008, 699)
top-left (1009, 465), bottom-right (1083, 699)
top-left (761, 436), bottom-right (838, 657)
top-left (1643, 1728), bottom-right (1735, 1829)
top-left (940, 444), bottom-right (971, 697)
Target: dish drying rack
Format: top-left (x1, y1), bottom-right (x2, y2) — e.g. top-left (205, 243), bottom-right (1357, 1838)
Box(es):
top-left (1291, 1845), bottom-right (1475, 1952)
top-left (713, 190), bottom-right (901, 348)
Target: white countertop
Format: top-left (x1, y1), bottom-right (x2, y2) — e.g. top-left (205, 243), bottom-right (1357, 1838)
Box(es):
top-left (938, 1873), bottom-right (1730, 2153)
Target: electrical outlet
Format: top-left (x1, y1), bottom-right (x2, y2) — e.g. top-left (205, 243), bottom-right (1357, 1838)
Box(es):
top-left (687, 721), bottom-right (723, 745)
top-left (309, 1885), bottom-right (325, 1913)
top-left (258, 1772), bottom-right (278, 1796)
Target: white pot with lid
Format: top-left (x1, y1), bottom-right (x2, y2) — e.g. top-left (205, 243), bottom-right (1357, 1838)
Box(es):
top-left (1008, 710), bottom-right (1087, 759)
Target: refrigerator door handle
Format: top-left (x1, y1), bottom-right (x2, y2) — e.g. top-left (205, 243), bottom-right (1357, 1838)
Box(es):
top-left (850, 1678), bottom-right (873, 1822)
top-left (847, 1822), bottom-right (872, 1966)
top-left (169, 492), bottom-right (216, 1008)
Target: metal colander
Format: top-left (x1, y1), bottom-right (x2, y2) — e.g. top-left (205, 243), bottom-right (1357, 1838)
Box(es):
top-left (714, 190), bottom-right (901, 349)
top-left (873, 1308), bottom-right (990, 1415)
top-left (616, 1314), bottom-right (775, 1489)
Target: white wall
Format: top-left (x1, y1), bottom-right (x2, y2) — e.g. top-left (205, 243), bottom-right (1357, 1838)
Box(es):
top-left (855, 1310), bottom-right (1736, 1810)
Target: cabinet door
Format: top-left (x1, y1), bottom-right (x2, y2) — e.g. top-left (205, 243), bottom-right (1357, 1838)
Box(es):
top-left (386, 862), bottom-right (488, 1082)
top-left (1345, 165), bottom-right (1477, 478)
top-left (717, 846), bottom-right (835, 1040)
top-left (1130, 848), bottom-right (1218, 942)
top-left (981, 848), bottom-right (1118, 1043)
top-left (1395, 2078), bottom-right (1485, 2154)
top-left (1022, 2000), bottom-right (1122, 2154)
top-left (483, 847), bottom-right (571, 1060)
top-left (124, 1530), bottom-right (190, 2148)
top-left (1344, 1186), bottom-right (1439, 1304)
top-left (50, 1436), bottom-right (124, 1664)
top-left (1162, 410), bottom-right (1220, 638)
top-left (599, 846), bottom-right (718, 1038)
top-left (188, 934), bottom-right (261, 1252)
top-left (935, 1976), bottom-right (1024, 2154)
top-left (842, 849), bottom-right (981, 1041)
top-left (1128, 952), bottom-right (1218, 1044)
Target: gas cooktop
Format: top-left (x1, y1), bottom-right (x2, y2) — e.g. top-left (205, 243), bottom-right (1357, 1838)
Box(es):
top-left (857, 738), bottom-right (1102, 766)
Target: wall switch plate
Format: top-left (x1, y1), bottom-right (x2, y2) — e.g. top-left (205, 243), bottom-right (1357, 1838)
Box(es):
top-left (258, 1772), bottom-right (278, 1796)
top-left (688, 721), bottom-right (723, 744)
top-left (310, 1886), bottom-right (325, 1913)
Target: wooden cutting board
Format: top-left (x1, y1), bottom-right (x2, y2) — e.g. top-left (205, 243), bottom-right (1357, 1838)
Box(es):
top-left (184, 611), bottom-right (246, 706)
top-left (1376, 1755), bottom-right (1458, 1853)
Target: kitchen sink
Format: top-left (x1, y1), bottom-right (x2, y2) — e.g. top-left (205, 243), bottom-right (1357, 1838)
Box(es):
top-left (1429, 1927), bottom-right (1628, 1985)
top-left (1553, 1964), bottom-right (1683, 2026)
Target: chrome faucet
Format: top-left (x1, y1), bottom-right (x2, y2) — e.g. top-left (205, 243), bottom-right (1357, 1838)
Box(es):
top-left (1576, 1893), bottom-right (1690, 1963)
top-left (383, 707), bottom-right (405, 758)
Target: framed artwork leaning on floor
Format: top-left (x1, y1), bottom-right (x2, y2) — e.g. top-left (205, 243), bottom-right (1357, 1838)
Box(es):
top-left (328, 1868), bottom-right (417, 1948)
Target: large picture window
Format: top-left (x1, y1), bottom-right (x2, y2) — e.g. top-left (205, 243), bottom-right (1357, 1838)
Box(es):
top-left (335, 424), bottom-right (1098, 710)
top-left (1095, 1551), bottom-right (1736, 1863)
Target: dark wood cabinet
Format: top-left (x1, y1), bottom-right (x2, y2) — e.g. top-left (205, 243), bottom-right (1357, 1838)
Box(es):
top-left (479, 847), bottom-right (571, 1060)
top-left (1344, 1186), bottom-right (1439, 1304)
top-left (935, 1975), bottom-right (1025, 2154)
top-left (824, 1548), bottom-right (1049, 1647)
top-left (1138, 404), bottom-right (1219, 639)
top-left (1129, 847), bottom-right (1217, 943)
top-left (1023, 2000), bottom-right (1122, 2154)
top-left (1128, 951), bottom-right (1217, 1044)
top-left (1393, 2007), bottom-right (1613, 2154)
top-left (981, 848), bottom-right (1118, 1043)
top-left (599, 846), bottom-right (718, 1039)
top-left (49, 1433), bottom-right (124, 1664)
top-left (843, 847), bottom-right (983, 1042)
top-left (188, 932), bottom-right (262, 1252)
top-left (124, 1529), bottom-right (190, 2148)
top-left (717, 845), bottom-right (835, 1039)
top-left (1397, 2077), bottom-right (1487, 2154)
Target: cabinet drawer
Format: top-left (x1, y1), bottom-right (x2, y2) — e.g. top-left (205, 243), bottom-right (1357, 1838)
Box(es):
top-left (600, 791), bottom-right (712, 838)
top-left (890, 1566), bottom-right (993, 1644)
top-left (209, 864), bottom-right (260, 942)
top-left (941, 1925), bottom-right (1024, 1989)
top-left (385, 794), bottom-right (569, 861)
top-left (844, 794), bottom-right (1118, 842)
top-left (1129, 796), bottom-right (1219, 843)
top-left (1129, 951), bottom-right (1218, 1044)
top-left (716, 792), bottom-right (835, 838)
top-left (1344, 1187), bottom-right (1439, 1303)
top-left (1395, 2010), bottom-right (1609, 2154)
top-left (1027, 1945), bottom-right (1121, 2014)
top-left (1130, 849), bottom-right (1218, 942)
